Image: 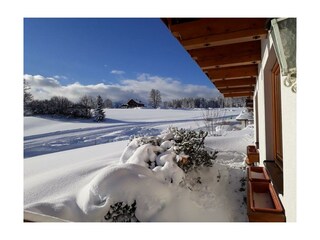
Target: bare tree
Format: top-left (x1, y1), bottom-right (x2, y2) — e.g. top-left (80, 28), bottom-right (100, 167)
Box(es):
top-left (78, 95), bottom-right (93, 118)
top-left (149, 89), bottom-right (162, 108)
top-left (201, 108), bottom-right (227, 136)
top-left (103, 98), bottom-right (113, 108)
top-left (49, 96), bottom-right (72, 115)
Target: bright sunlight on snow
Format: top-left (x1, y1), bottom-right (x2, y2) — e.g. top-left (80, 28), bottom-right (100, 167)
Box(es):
top-left (24, 108), bottom-right (254, 221)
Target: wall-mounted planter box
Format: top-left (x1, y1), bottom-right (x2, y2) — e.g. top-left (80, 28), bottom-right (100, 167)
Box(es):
top-left (246, 145), bottom-right (259, 164)
top-left (247, 166), bottom-right (270, 182)
top-left (247, 181), bottom-right (285, 222)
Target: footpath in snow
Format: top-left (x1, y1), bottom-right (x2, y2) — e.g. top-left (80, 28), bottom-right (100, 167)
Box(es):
top-left (24, 108), bottom-right (239, 158)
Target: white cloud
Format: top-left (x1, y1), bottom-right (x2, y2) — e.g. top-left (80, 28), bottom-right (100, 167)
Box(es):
top-left (24, 74), bottom-right (61, 88)
top-left (110, 70), bottom-right (125, 75)
top-left (24, 73), bottom-right (220, 104)
top-left (53, 75), bottom-right (68, 80)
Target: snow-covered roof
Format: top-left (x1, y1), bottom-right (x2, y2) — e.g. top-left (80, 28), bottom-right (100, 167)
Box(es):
top-left (236, 109), bottom-right (254, 121)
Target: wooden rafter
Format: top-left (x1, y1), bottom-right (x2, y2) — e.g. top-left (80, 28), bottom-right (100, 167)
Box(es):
top-left (189, 41), bottom-right (261, 60)
top-left (206, 64), bottom-right (258, 80)
top-left (219, 86), bottom-right (254, 94)
top-left (189, 41), bottom-right (261, 70)
top-left (162, 18), bottom-right (267, 97)
top-left (213, 77), bottom-right (256, 88)
top-left (169, 18), bottom-right (268, 39)
top-left (191, 41), bottom-right (261, 69)
top-left (167, 18), bottom-right (268, 50)
top-left (182, 28), bottom-right (267, 50)
top-left (223, 92), bottom-right (253, 98)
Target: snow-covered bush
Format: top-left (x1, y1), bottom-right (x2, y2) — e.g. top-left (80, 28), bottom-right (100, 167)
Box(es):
top-left (126, 144), bottom-right (163, 168)
top-left (104, 201), bottom-right (139, 222)
top-left (122, 127), bottom-right (217, 174)
top-left (170, 128), bottom-right (218, 173)
top-left (154, 151), bottom-right (185, 185)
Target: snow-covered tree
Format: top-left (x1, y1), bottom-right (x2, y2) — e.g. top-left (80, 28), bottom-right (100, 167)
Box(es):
top-left (24, 79), bottom-right (33, 115)
top-left (103, 98), bottom-right (113, 108)
top-left (149, 89), bottom-right (162, 108)
top-left (94, 95), bottom-right (105, 122)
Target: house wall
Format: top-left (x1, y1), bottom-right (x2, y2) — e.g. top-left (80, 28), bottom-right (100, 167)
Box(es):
top-left (279, 73), bottom-right (296, 222)
top-left (255, 33), bottom-right (296, 221)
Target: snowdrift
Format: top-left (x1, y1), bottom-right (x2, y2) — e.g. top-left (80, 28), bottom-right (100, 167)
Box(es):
top-left (24, 109), bottom-right (253, 222)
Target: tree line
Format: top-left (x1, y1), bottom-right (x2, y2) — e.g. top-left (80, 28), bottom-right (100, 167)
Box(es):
top-left (24, 80), bottom-right (107, 121)
top-left (148, 88), bottom-right (245, 109)
top-left (25, 95), bottom-right (108, 121)
top-left (24, 81), bottom-right (245, 121)
top-left (162, 96), bottom-right (245, 109)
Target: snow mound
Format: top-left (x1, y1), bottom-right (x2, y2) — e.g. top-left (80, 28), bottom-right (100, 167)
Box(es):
top-left (119, 137), bottom-right (143, 163)
top-left (76, 163), bottom-right (173, 221)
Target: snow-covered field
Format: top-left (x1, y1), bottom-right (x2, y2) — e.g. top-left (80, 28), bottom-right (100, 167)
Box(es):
top-left (24, 108), bottom-right (254, 222)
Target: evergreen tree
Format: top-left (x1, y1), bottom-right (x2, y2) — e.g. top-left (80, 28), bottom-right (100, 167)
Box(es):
top-left (94, 95), bottom-right (105, 122)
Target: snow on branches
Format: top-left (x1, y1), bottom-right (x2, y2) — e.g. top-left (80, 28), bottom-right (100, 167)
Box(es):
top-left (81, 127), bottom-right (218, 222)
top-left (122, 127), bottom-right (218, 174)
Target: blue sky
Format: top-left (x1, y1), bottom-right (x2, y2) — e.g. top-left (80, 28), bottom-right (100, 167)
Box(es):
top-left (24, 18), bottom-right (219, 103)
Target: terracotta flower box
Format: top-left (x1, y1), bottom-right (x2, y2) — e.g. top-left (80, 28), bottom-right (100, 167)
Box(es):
top-left (246, 145), bottom-right (259, 164)
top-left (247, 166), bottom-right (270, 182)
top-left (247, 181), bottom-right (285, 222)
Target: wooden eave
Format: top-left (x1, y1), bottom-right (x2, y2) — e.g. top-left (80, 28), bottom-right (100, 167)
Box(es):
top-left (162, 18), bottom-right (270, 98)
top-left (213, 77), bottom-right (256, 88)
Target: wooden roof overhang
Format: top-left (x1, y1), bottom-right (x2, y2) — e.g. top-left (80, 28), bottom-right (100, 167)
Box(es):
top-left (162, 18), bottom-right (270, 98)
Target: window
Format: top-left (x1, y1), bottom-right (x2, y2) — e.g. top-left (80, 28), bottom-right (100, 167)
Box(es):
top-left (254, 93), bottom-right (259, 148)
top-left (272, 62), bottom-right (283, 171)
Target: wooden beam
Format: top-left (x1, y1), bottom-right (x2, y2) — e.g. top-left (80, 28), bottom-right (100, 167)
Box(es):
top-left (219, 86), bottom-right (254, 94)
top-left (190, 41), bottom-right (261, 69)
top-left (207, 64), bottom-right (258, 80)
top-left (189, 41), bottom-right (261, 60)
top-left (200, 59), bottom-right (260, 70)
top-left (182, 28), bottom-right (266, 50)
top-left (223, 92), bottom-right (253, 98)
top-left (167, 18), bottom-right (268, 50)
top-left (213, 77), bottom-right (256, 88)
top-left (169, 18), bottom-right (268, 40)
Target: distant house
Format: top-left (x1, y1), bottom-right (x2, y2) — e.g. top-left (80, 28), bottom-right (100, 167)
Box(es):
top-left (121, 99), bottom-right (145, 108)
